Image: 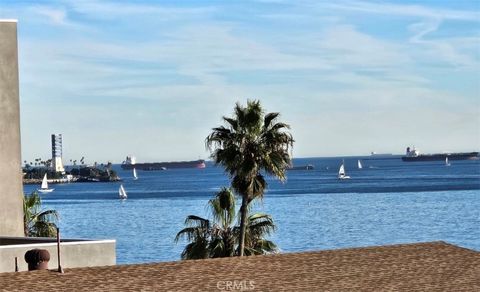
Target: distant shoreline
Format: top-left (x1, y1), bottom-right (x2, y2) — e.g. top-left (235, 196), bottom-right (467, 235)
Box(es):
top-left (23, 176), bottom-right (121, 185)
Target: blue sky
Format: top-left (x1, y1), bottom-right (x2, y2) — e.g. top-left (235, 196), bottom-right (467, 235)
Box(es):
top-left (2, 0), bottom-right (479, 163)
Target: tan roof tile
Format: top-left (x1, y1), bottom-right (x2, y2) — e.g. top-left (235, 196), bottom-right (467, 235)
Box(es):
top-left (0, 241), bottom-right (478, 291)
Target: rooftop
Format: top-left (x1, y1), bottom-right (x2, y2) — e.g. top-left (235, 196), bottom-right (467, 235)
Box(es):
top-left (1, 241), bottom-right (478, 291)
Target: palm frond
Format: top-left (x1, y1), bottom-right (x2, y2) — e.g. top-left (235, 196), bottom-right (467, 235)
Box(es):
top-left (242, 246), bottom-right (259, 256)
top-left (223, 117), bottom-right (238, 131)
top-left (250, 174), bottom-right (267, 201)
top-left (208, 237), bottom-right (226, 258)
top-left (248, 212), bottom-right (273, 222)
top-left (209, 187), bottom-right (236, 228)
top-left (181, 238), bottom-right (209, 260)
top-left (252, 239), bottom-right (278, 254)
top-left (23, 191), bottom-right (58, 237)
top-left (175, 227), bottom-right (205, 242)
top-left (184, 215), bottom-right (209, 229)
top-left (31, 221), bottom-right (58, 237)
top-left (37, 210), bottom-right (59, 222)
top-left (263, 112), bottom-right (279, 129)
top-left (268, 122), bottom-right (291, 132)
top-left (248, 219), bottom-right (276, 237)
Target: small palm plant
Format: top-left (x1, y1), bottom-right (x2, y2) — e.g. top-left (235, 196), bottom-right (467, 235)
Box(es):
top-left (175, 188), bottom-right (277, 259)
top-left (23, 191), bottom-right (59, 237)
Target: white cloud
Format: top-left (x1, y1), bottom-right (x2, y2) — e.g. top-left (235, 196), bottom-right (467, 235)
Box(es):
top-left (408, 18), bottom-right (442, 43)
top-left (324, 1), bottom-right (480, 69)
top-left (327, 0), bottom-right (480, 21)
top-left (65, 0), bottom-right (216, 19)
top-left (407, 19), bottom-right (479, 68)
top-left (318, 25), bottom-right (411, 69)
top-left (33, 6), bottom-right (67, 25)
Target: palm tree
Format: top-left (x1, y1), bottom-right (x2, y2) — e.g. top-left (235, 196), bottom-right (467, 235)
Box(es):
top-left (206, 100), bottom-right (293, 256)
top-left (23, 191), bottom-right (59, 237)
top-left (175, 188), bottom-right (235, 259)
top-left (175, 188), bottom-right (277, 259)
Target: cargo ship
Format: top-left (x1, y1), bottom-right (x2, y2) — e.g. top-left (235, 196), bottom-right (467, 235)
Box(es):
top-left (401, 147), bottom-right (479, 162)
top-left (288, 164), bottom-right (314, 170)
top-left (364, 152), bottom-right (397, 160)
top-left (370, 152), bottom-right (393, 158)
top-left (121, 156), bottom-right (206, 170)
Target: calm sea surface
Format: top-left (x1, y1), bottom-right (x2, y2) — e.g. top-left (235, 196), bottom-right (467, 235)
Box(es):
top-left (24, 156), bottom-right (480, 264)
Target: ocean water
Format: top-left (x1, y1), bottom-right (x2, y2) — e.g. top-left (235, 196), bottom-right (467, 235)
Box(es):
top-left (24, 156), bottom-right (480, 264)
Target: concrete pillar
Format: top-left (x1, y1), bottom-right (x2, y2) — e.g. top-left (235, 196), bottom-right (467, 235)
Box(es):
top-left (0, 20), bottom-right (25, 236)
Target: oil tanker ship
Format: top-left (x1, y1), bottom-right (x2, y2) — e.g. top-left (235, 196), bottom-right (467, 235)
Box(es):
top-left (121, 156), bottom-right (206, 170)
top-left (401, 147), bottom-right (479, 162)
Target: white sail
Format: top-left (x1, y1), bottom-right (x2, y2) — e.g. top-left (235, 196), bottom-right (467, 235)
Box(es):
top-left (119, 184), bottom-right (127, 199)
top-left (357, 160), bottom-right (363, 169)
top-left (338, 164), bottom-right (345, 176)
top-left (41, 174), bottom-right (48, 189)
top-left (338, 162), bottom-right (350, 179)
top-left (38, 173), bottom-right (54, 193)
top-left (133, 168), bottom-right (138, 180)
top-left (445, 157), bottom-right (450, 166)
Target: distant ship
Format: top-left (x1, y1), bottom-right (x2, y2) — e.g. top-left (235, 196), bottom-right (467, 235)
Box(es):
top-left (370, 152), bottom-right (393, 157)
top-left (365, 152), bottom-right (396, 160)
top-left (121, 156), bottom-right (206, 170)
top-left (401, 147), bottom-right (479, 162)
top-left (288, 164), bottom-right (314, 171)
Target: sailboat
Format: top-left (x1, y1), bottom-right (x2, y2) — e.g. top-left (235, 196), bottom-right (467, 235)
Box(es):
top-left (133, 168), bottom-right (138, 180)
top-left (445, 157), bottom-right (451, 166)
top-left (37, 174), bottom-right (54, 193)
top-left (119, 184), bottom-right (127, 200)
top-left (338, 161), bottom-right (350, 180)
top-left (357, 160), bottom-right (363, 169)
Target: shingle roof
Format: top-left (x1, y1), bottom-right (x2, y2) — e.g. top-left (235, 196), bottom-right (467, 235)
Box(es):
top-left (0, 241), bottom-right (478, 291)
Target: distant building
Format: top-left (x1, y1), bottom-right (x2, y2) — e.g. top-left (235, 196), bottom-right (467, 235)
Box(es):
top-left (51, 134), bottom-right (65, 172)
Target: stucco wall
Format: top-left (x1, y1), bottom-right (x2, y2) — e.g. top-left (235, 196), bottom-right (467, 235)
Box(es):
top-left (0, 20), bottom-right (24, 236)
top-left (0, 237), bottom-right (116, 273)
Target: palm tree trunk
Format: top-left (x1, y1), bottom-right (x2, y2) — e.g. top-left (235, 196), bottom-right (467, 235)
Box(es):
top-left (238, 195), bottom-right (248, 256)
top-left (24, 222), bottom-right (28, 237)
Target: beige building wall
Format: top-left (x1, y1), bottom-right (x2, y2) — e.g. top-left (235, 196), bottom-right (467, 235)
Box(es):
top-left (0, 237), bottom-right (116, 273)
top-left (0, 20), bottom-right (25, 236)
